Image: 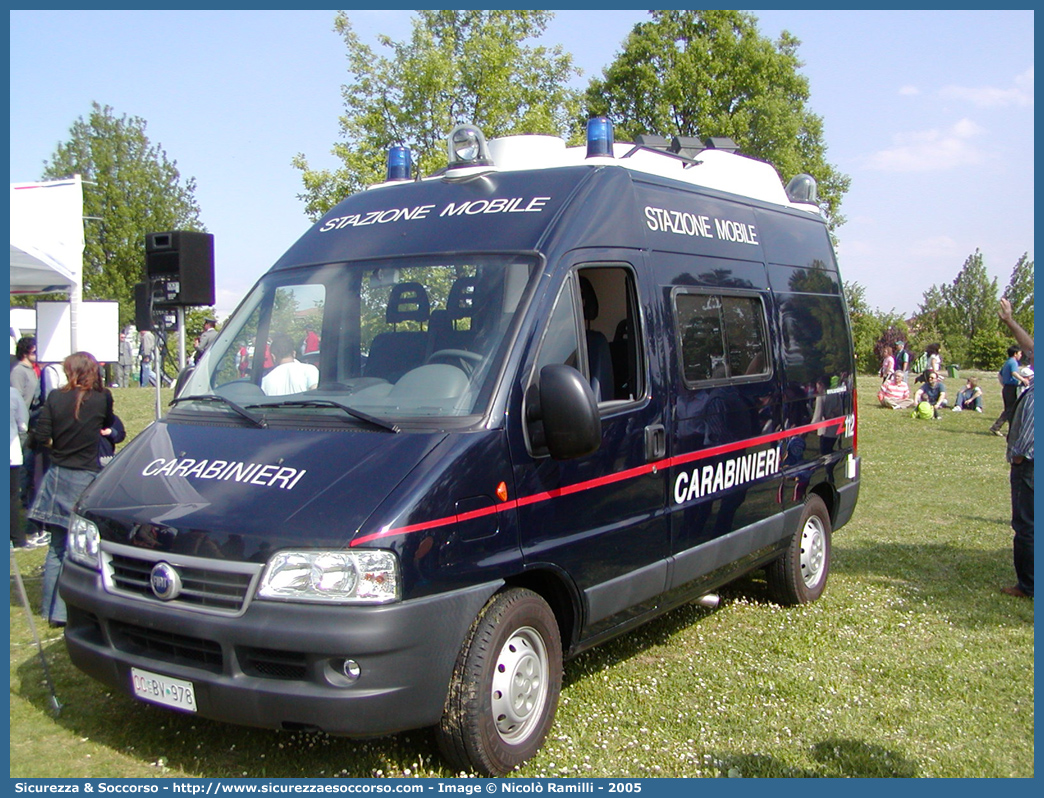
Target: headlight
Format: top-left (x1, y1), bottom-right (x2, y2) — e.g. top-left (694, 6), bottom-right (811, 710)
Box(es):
top-left (67, 514), bottom-right (101, 569)
top-left (257, 549), bottom-right (400, 604)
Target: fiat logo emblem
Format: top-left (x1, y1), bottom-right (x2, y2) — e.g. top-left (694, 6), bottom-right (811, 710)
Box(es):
top-left (150, 562), bottom-right (182, 601)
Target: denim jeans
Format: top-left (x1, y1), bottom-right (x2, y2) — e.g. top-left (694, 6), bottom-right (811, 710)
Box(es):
top-left (955, 389), bottom-right (982, 410)
top-left (40, 524), bottom-right (68, 624)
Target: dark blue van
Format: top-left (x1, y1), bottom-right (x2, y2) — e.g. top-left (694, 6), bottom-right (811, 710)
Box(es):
top-left (60, 123), bottom-right (859, 775)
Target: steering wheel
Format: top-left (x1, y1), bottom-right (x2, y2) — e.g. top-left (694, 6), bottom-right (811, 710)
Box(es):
top-left (426, 349), bottom-right (483, 376)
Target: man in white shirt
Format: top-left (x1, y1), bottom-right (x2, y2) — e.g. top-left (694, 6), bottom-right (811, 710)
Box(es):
top-left (261, 333), bottom-right (319, 395)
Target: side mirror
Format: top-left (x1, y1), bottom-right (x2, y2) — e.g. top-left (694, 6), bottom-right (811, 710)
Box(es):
top-left (173, 365), bottom-right (195, 398)
top-left (529, 364), bottom-right (601, 460)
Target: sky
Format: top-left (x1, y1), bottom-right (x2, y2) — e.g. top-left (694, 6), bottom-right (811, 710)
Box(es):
top-left (9, 9), bottom-right (1035, 320)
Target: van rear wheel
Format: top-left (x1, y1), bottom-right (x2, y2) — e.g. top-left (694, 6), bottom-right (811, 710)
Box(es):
top-left (436, 588), bottom-right (562, 776)
top-left (767, 495), bottom-right (831, 605)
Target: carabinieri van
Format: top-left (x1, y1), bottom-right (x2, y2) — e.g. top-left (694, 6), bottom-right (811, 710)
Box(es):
top-left (61, 120), bottom-right (859, 775)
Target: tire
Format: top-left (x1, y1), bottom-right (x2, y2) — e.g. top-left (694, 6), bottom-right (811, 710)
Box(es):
top-left (766, 495), bottom-right (831, 605)
top-left (436, 588), bottom-right (562, 776)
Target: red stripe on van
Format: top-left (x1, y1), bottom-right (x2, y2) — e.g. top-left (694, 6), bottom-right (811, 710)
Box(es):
top-left (350, 416), bottom-right (847, 546)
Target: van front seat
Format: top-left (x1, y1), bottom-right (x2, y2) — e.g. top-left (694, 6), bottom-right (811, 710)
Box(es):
top-left (365, 282), bottom-right (431, 383)
top-left (579, 276), bottom-right (614, 402)
top-left (428, 276), bottom-right (478, 356)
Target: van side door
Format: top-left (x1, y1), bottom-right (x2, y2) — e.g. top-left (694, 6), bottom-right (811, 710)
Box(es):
top-left (509, 256), bottom-right (670, 641)
top-left (665, 280), bottom-right (786, 589)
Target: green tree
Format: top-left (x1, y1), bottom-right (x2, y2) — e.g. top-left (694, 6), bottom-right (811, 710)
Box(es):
top-left (967, 328), bottom-right (1008, 371)
top-left (19, 103), bottom-right (205, 328)
top-left (293, 10), bottom-right (582, 219)
top-left (1003, 252), bottom-right (1034, 335)
top-left (942, 250), bottom-right (999, 341)
top-left (584, 10), bottom-right (850, 225)
top-left (918, 249), bottom-right (1000, 368)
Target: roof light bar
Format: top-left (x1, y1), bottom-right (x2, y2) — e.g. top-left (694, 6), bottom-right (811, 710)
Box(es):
top-left (386, 145), bottom-right (412, 182)
top-left (586, 117), bottom-right (614, 158)
top-left (703, 137), bottom-right (739, 153)
top-left (670, 136), bottom-right (703, 159)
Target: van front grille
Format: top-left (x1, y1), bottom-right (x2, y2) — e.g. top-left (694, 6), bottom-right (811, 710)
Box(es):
top-left (102, 544), bottom-right (262, 616)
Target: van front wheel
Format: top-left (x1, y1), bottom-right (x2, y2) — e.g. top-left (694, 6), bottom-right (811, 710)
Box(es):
top-left (767, 495), bottom-right (831, 605)
top-left (436, 588), bottom-right (562, 776)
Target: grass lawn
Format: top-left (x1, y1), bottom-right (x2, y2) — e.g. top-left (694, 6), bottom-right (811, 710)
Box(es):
top-left (9, 375), bottom-right (1033, 778)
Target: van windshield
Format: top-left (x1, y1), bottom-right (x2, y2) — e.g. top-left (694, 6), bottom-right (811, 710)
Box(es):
top-left (177, 255), bottom-right (538, 425)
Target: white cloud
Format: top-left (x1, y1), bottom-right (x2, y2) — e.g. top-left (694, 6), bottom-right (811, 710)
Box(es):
top-left (939, 67), bottom-right (1034, 108)
top-left (860, 118), bottom-right (986, 172)
top-left (898, 85), bottom-right (920, 96)
top-left (909, 236), bottom-right (961, 259)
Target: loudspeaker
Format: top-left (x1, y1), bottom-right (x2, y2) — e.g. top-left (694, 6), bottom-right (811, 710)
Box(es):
top-left (145, 231), bottom-right (215, 306)
top-left (135, 282), bottom-right (154, 331)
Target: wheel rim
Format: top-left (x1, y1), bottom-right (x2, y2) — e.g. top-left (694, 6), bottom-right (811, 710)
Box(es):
top-left (491, 626), bottom-right (549, 744)
top-left (800, 515), bottom-right (827, 589)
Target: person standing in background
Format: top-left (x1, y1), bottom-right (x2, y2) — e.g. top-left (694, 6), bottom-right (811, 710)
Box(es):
top-left (879, 345), bottom-right (895, 381)
top-left (894, 340), bottom-right (911, 377)
top-left (194, 317), bottom-right (219, 364)
top-left (10, 386), bottom-right (32, 548)
top-left (10, 336), bottom-right (42, 545)
top-left (10, 336), bottom-right (39, 411)
top-left (27, 352), bottom-right (115, 626)
top-left (139, 328), bottom-right (156, 388)
top-left (116, 331), bottom-right (135, 387)
top-left (989, 344), bottom-right (1030, 436)
top-left (997, 299), bottom-right (1033, 600)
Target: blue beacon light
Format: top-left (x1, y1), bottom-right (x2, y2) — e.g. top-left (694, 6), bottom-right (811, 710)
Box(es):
top-left (386, 145), bottom-right (412, 181)
top-left (586, 117), bottom-right (614, 158)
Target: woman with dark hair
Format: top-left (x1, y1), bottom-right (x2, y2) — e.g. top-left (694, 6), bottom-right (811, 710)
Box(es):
top-left (878, 344), bottom-right (894, 381)
top-left (27, 351), bottom-right (114, 627)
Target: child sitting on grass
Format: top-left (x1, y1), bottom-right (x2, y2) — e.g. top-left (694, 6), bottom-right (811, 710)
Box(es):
top-left (951, 378), bottom-right (983, 412)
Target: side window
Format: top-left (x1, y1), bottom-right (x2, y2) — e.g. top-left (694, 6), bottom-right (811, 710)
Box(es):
top-left (534, 278), bottom-right (582, 376)
top-left (722, 296), bottom-right (769, 377)
top-left (677, 295), bottom-right (725, 382)
top-left (675, 291), bottom-right (769, 386)
top-left (531, 265), bottom-right (645, 404)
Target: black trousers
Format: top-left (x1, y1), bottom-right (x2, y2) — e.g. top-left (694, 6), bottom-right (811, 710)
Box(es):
top-left (1010, 459), bottom-right (1034, 596)
top-left (10, 466), bottom-right (25, 547)
top-left (992, 384), bottom-right (1019, 431)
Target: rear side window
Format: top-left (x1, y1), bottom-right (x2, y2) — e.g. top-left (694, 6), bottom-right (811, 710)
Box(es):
top-left (674, 291), bottom-right (769, 386)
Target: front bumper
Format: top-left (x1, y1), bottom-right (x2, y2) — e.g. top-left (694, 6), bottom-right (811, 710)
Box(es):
top-left (60, 561), bottom-right (500, 736)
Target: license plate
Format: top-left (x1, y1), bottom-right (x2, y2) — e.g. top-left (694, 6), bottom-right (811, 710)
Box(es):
top-left (131, 667), bottom-right (197, 712)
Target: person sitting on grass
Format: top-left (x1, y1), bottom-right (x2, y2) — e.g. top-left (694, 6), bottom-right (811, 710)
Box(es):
top-left (952, 378), bottom-right (983, 412)
top-left (878, 371), bottom-right (914, 410)
top-left (914, 370), bottom-right (947, 418)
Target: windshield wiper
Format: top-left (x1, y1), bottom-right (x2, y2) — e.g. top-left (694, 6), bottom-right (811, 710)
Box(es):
top-left (253, 399), bottom-right (401, 433)
top-left (171, 394), bottom-right (267, 428)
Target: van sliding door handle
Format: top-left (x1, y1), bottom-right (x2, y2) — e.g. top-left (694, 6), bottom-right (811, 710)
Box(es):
top-left (645, 424), bottom-right (666, 462)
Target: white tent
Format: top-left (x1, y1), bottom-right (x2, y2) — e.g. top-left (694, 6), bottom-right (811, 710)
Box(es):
top-left (10, 176), bottom-right (84, 293)
top-left (10, 176), bottom-right (85, 349)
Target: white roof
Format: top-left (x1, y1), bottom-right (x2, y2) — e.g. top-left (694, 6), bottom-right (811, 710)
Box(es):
top-left (486, 134), bottom-right (816, 213)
